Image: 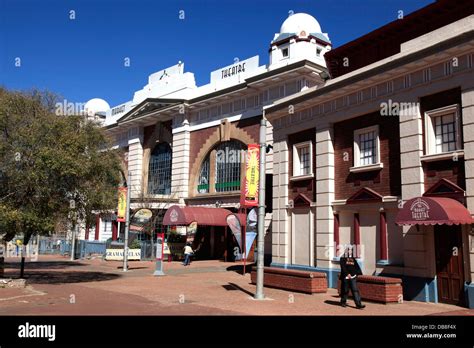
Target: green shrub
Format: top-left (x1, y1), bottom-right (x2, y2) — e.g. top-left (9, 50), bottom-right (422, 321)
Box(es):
top-left (129, 239), bottom-right (141, 249)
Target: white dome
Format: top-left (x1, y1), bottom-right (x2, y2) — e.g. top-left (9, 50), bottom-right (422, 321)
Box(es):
top-left (84, 98), bottom-right (110, 116)
top-left (280, 13), bottom-right (322, 35)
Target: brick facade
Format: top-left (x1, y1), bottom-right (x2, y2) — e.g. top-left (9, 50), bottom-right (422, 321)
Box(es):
top-left (334, 111), bottom-right (401, 200)
top-left (288, 128), bottom-right (316, 201)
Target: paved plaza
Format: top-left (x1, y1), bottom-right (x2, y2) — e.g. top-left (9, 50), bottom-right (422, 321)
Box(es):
top-left (0, 255), bottom-right (472, 316)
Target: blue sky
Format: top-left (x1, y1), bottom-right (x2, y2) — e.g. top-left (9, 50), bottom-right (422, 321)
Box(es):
top-left (0, 0), bottom-right (434, 107)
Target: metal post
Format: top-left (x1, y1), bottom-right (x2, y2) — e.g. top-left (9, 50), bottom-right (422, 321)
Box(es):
top-left (70, 219), bottom-right (76, 261)
top-left (123, 172), bottom-right (132, 272)
top-left (254, 118), bottom-right (266, 300)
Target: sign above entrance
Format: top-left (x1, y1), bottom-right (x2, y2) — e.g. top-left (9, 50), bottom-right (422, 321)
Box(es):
top-left (395, 196), bottom-right (474, 226)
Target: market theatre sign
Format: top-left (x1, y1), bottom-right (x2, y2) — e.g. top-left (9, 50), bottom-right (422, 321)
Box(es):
top-left (395, 196), bottom-right (474, 226)
top-left (410, 198), bottom-right (430, 220)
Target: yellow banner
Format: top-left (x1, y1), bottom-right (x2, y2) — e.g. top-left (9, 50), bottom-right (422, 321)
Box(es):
top-left (117, 187), bottom-right (127, 222)
top-left (243, 144), bottom-right (259, 207)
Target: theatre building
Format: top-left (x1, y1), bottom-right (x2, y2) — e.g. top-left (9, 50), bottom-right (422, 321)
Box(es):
top-left (266, 0), bottom-right (474, 307)
top-left (94, 13), bottom-right (332, 260)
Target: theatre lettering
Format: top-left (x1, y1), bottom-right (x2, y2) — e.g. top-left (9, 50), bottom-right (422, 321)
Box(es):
top-left (221, 62), bottom-right (246, 79)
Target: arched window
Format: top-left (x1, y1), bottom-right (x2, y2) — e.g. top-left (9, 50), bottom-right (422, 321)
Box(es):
top-left (197, 140), bottom-right (246, 194)
top-left (148, 142), bottom-right (172, 195)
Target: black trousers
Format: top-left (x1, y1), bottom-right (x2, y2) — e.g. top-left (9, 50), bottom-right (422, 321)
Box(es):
top-left (340, 277), bottom-right (363, 306)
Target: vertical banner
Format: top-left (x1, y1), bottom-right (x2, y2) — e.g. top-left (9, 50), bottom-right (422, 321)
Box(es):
top-left (156, 233), bottom-right (164, 261)
top-left (117, 187), bottom-right (127, 222)
top-left (242, 144), bottom-right (259, 207)
top-left (186, 221), bottom-right (198, 244)
top-left (226, 214), bottom-right (242, 253)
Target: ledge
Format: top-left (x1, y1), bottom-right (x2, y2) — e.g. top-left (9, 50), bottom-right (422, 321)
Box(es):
top-left (290, 173), bottom-right (314, 181)
top-left (420, 150), bottom-right (464, 162)
top-left (349, 163), bottom-right (383, 173)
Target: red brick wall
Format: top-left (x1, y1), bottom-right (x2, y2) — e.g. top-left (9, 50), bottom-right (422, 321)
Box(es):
top-left (423, 159), bottom-right (465, 191)
top-left (288, 128), bottom-right (316, 201)
top-left (337, 276), bottom-right (403, 303)
top-left (334, 112), bottom-right (401, 200)
top-left (251, 270), bottom-right (327, 294)
top-left (189, 117), bottom-right (260, 164)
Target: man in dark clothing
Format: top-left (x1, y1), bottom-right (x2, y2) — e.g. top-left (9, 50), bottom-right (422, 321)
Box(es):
top-left (339, 249), bottom-right (366, 309)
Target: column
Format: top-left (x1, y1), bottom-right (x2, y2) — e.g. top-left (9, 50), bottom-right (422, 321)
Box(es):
top-left (271, 135), bottom-right (290, 265)
top-left (379, 210), bottom-right (388, 263)
top-left (399, 100), bottom-right (427, 277)
top-left (171, 121), bottom-right (190, 204)
top-left (315, 123), bottom-right (335, 269)
top-left (462, 87), bottom-right (474, 305)
top-left (353, 213), bottom-right (360, 251)
top-left (127, 127), bottom-right (144, 199)
top-left (112, 221), bottom-right (118, 241)
top-left (333, 213), bottom-right (340, 257)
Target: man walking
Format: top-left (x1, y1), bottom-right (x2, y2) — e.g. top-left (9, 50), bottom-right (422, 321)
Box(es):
top-left (339, 247), bottom-right (366, 309)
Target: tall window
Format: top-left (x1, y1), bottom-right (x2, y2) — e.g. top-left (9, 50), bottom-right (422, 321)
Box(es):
top-left (197, 140), bottom-right (246, 194)
top-left (148, 143), bottom-right (172, 195)
top-left (198, 156), bottom-right (210, 193)
top-left (435, 114), bottom-right (456, 153)
top-left (425, 104), bottom-right (461, 155)
top-left (293, 141), bottom-right (313, 177)
top-left (353, 126), bottom-right (380, 167)
top-left (359, 131), bottom-right (376, 165)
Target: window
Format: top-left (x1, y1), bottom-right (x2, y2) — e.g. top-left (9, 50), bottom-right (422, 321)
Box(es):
top-left (197, 156), bottom-right (210, 193)
top-left (316, 47), bottom-right (322, 56)
top-left (148, 142), bottom-right (172, 195)
top-left (292, 141), bottom-right (313, 177)
top-left (197, 140), bottom-right (246, 194)
top-left (425, 104), bottom-right (461, 155)
top-left (353, 126), bottom-right (381, 169)
top-left (282, 48), bottom-right (289, 58)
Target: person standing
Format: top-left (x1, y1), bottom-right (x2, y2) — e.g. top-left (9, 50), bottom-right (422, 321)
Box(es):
top-left (182, 243), bottom-right (194, 266)
top-left (339, 247), bottom-right (366, 309)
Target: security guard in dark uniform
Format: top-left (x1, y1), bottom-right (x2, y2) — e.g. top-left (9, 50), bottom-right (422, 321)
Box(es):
top-left (339, 248), bottom-right (366, 309)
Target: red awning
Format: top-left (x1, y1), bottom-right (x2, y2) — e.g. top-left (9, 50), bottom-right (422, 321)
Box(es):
top-left (163, 205), bottom-right (245, 227)
top-left (395, 197), bottom-right (474, 226)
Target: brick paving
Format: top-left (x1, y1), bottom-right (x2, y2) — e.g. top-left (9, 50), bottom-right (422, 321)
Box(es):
top-left (1, 255), bottom-right (472, 316)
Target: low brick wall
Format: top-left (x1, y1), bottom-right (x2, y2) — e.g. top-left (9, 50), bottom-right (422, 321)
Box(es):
top-left (337, 275), bottom-right (403, 303)
top-left (251, 267), bottom-right (327, 294)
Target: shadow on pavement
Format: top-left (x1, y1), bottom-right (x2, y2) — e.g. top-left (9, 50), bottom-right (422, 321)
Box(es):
top-left (15, 271), bottom-right (121, 285)
top-left (324, 300), bottom-right (343, 307)
top-left (4, 260), bottom-right (88, 270)
top-left (222, 282), bottom-right (254, 297)
top-left (226, 264), bottom-right (255, 274)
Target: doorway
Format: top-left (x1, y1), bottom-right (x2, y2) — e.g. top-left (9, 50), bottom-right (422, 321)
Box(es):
top-left (434, 225), bottom-right (465, 306)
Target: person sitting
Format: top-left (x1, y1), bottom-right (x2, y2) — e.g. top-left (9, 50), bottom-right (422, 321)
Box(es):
top-left (339, 246), bottom-right (366, 309)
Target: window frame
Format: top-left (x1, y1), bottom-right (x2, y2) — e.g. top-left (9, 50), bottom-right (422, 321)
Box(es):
top-left (195, 140), bottom-right (246, 195)
top-left (351, 125), bottom-right (383, 172)
top-left (147, 142), bottom-right (172, 196)
top-left (292, 141), bottom-right (313, 179)
top-left (424, 104), bottom-right (461, 156)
